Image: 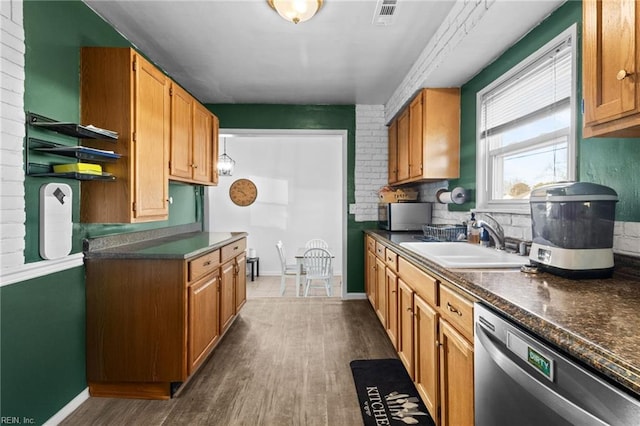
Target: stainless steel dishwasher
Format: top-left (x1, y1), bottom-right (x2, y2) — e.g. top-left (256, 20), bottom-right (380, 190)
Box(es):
top-left (474, 303), bottom-right (640, 425)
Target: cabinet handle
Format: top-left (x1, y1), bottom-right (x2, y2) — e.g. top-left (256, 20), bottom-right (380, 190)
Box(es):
top-left (447, 302), bottom-right (463, 316)
top-left (406, 307), bottom-right (413, 313)
top-left (191, 163), bottom-right (198, 168)
top-left (617, 69), bottom-right (632, 80)
top-left (203, 261), bottom-right (211, 266)
top-left (391, 290), bottom-right (396, 294)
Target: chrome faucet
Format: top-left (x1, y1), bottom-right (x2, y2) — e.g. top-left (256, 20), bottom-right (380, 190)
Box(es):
top-left (476, 214), bottom-right (505, 250)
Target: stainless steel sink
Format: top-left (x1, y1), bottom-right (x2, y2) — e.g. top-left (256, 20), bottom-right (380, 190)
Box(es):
top-left (399, 241), bottom-right (528, 268)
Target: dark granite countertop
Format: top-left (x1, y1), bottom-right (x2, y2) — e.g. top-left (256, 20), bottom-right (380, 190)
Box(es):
top-left (83, 224), bottom-right (248, 260)
top-left (365, 229), bottom-right (640, 398)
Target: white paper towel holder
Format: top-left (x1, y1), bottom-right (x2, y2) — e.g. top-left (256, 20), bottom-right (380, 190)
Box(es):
top-left (436, 187), bottom-right (468, 205)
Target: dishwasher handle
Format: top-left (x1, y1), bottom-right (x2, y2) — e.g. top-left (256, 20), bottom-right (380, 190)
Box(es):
top-left (476, 322), bottom-right (608, 426)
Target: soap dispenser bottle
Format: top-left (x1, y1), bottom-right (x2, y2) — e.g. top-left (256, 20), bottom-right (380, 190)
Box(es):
top-left (467, 212), bottom-right (480, 244)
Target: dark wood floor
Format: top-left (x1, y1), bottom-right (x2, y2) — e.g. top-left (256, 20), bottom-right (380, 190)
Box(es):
top-left (62, 298), bottom-right (397, 425)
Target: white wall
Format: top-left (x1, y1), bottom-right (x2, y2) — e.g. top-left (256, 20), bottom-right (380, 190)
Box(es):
top-left (0, 0), bottom-right (26, 270)
top-left (206, 133), bottom-right (343, 275)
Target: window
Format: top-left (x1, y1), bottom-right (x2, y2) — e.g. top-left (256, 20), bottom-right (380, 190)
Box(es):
top-left (476, 25), bottom-right (577, 212)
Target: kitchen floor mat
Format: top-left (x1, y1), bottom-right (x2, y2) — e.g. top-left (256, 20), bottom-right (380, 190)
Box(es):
top-left (349, 358), bottom-right (435, 426)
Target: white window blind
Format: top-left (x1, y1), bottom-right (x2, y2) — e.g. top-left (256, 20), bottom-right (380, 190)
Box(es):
top-left (477, 25), bottom-right (576, 210)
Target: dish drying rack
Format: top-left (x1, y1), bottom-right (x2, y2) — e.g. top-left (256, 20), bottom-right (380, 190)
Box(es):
top-left (421, 224), bottom-right (467, 242)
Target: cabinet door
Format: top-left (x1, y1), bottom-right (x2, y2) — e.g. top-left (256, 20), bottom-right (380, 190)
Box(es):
top-left (188, 273), bottom-right (220, 374)
top-left (366, 246), bottom-right (377, 307)
top-left (397, 109), bottom-right (410, 182)
top-left (398, 279), bottom-right (414, 378)
top-left (388, 119), bottom-right (398, 184)
top-left (439, 319), bottom-right (474, 426)
top-left (409, 93), bottom-right (424, 180)
top-left (583, 0), bottom-right (639, 127)
top-left (170, 83), bottom-right (194, 179)
top-left (235, 253), bottom-right (247, 313)
top-left (211, 113), bottom-right (219, 185)
top-left (414, 294), bottom-right (439, 423)
top-left (193, 103), bottom-right (214, 183)
top-left (220, 260), bottom-right (236, 332)
top-left (385, 267), bottom-right (398, 349)
top-left (375, 256), bottom-right (387, 325)
top-left (134, 53), bottom-right (169, 220)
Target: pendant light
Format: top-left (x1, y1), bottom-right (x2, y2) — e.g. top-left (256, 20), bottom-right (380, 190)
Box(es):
top-left (267, 0), bottom-right (323, 24)
top-left (217, 137), bottom-right (235, 176)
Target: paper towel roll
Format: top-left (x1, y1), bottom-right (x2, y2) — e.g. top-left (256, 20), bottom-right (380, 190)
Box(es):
top-left (436, 187), bottom-right (468, 205)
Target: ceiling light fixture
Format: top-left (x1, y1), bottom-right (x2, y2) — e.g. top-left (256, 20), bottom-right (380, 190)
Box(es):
top-left (217, 137), bottom-right (235, 176)
top-left (267, 0), bottom-right (323, 24)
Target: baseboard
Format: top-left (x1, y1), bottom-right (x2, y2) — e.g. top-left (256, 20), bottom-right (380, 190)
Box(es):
top-left (43, 387), bottom-right (89, 425)
top-left (343, 292), bottom-right (367, 300)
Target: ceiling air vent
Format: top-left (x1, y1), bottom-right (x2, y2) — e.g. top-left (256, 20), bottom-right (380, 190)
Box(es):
top-left (372, 0), bottom-right (398, 26)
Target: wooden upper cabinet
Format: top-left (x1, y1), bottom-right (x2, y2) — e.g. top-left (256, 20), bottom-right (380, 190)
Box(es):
top-left (583, 0), bottom-right (640, 137)
top-left (170, 84), bottom-right (218, 185)
top-left (170, 83), bottom-right (194, 180)
top-left (81, 47), bottom-right (169, 223)
top-left (388, 119), bottom-right (398, 184)
top-left (396, 109), bottom-right (410, 182)
top-left (388, 88), bottom-right (460, 185)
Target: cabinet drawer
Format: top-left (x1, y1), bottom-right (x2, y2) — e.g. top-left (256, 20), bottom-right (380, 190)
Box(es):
top-left (439, 284), bottom-right (474, 342)
top-left (384, 248), bottom-right (398, 271)
top-left (221, 238), bottom-right (247, 263)
top-left (367, 236), bottom-right (376, 253)
top-left (375, 242), bottom-right (386, 258)
top-left (398, 257), bottom-right (437, 306)
top-left (189, 250), bottom-right (220, 282)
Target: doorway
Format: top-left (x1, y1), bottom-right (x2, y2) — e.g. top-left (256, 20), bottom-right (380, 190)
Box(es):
top-left (204, 129), bottom-right (347, 298)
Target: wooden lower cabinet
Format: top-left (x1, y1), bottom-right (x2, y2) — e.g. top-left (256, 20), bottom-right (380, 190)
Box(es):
top-left (439, 319), bottom-right (474, 426)
top-left (86, 237), bottom-right (247, 399)
top-left (385, 267), bottom-right (399, 349)
top-left (375, 256), bottom-right (387, 324)
top-left (364, 236), bottom-right (475, 425)
top-left (188, 273), bottom-right (220, 374)
top-left (414, 294), bottom-right (439, 423)
top-left (398, 279), bottom-right (415, 378)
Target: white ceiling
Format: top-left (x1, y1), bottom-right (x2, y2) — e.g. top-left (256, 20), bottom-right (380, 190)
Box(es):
top-left (83, 0), bottom-right (566, 106)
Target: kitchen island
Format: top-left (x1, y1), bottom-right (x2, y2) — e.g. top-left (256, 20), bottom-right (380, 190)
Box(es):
top-left (366, 229), bottom-right (640, 399)
top-left (84, 224), bottom-right (248, 399)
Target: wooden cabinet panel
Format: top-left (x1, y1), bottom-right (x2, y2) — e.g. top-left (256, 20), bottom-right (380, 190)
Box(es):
top-left (188, 274), bottom-right (220, 374)
top-left (414, 294), bottom-right (439, 424)
top-left (439, 284), bottom-right (474, 342)
top-left (398, 257), bottom-right (438, 306)
top-left (235, 252), bottom-right (247, 312)
top-left (193, 103), bottom-right (214, 183)
top-left (384, 247), bottom-right (397, 271)
top-left (86, 259), bottom-right (187, 385)
top-left (81, 47), bottom-right (169, 223)
top-left (170, 83), bottom-right (194, 179)
top-left (409, 94), bottom-right (424, 179)
top-left (189, 249), bottom-right (220, 282)
top-left (388, 119), bottom-right (398, 184)
top-left (366, 243), bottom-right (377, 307)
top-left (583, 0), bottom-right (640, 137)
top-left (398, 279), bottom-right (414, 378)
top-left (222, 238), bottom-right (247, 263)
top-left (385, 266), bottom-right (398, 349)
top-left (375, 256), bottom-right (387, 325)
top-left (396, 109), bottom-right (410, 182)
top-left (439, 319), bottom-right (474, 426)
top-left (220, 260), bottom-right (236, 333)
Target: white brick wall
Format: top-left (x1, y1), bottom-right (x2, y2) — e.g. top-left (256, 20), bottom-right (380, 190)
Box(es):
top-left (352, 105), bottom-right (387, 222)
top-left (1, 0), bottom-right (26, 269)
top-left (385, 0), bottom-right (492, 122)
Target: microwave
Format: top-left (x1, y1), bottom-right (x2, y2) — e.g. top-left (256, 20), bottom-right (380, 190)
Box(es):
top-left (378, 202), bottom-right (432, 231)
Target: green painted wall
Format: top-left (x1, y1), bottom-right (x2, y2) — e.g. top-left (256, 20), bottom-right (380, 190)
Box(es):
top-left (1, 267), bottom-right (85, 425)
top-left (1, 1), bottom-right (201, 422)
top-left (451, 0), bottom-right (640, 222)
top-left (207, 104), bottom-right (374, 293)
